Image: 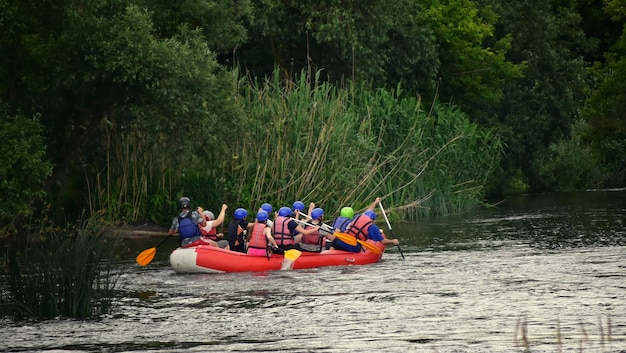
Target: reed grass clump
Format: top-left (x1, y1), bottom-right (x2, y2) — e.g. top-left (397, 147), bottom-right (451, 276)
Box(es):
top-left (73, 67), bottom-right (502, 223)
top-left (0, 214), bottom-right (122, 319)
top-left (514, 315), bottom-right (616, 352)
top-left (187, 69), bottom-right (502, 219)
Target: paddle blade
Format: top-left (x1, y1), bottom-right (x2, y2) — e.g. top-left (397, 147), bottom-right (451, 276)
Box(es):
top-left (284, 249), bottom-right (302, 261)
top-left (357, 240), bottom-right (382, 255)
top-left (333, 232), bottom-right (358, 246)
top-left (136, 247), bottom-right (157, 266)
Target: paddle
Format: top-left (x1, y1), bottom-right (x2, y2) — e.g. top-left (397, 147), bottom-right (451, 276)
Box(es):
top-left (279, 248), bottom-right (302, 270)
top-left (136, 235), bottom-right (172, 266)
top-left (379, 201), bottom-right (405, 259)
top-left (283, 249), bottom-right (302, 261)
top-left (289, 218), bottom-right (381, 254)
top-left (332, 232), bottom-right (382, 254)
top-left (291, 218), bottom-right (354, 244)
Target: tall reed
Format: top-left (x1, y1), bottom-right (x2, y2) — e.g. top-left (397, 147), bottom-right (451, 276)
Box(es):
top-left (76, 68), bottom-right (502, 223)
top-left (1, 213), bottom-right (122, 319)
top-left (192, 69), bottom-right (502, 219)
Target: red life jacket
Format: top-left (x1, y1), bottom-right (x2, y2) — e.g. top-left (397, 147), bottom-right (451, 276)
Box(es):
top-left (248, 222), bottom-right (268, 249)
top-left (346, 214), bottom-right (373, 241)
top-left (272, 216), bottom-right (294, 246)
top-left (298, 224), bottom-right (323, 252)
top-left (199, 222), bottom-right (218, 240)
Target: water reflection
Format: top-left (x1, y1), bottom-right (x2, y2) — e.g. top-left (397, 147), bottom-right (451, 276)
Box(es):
top-left (394, 191), bottom-right (625, 252)
top-left (1, 191), bottom-right (625, 352)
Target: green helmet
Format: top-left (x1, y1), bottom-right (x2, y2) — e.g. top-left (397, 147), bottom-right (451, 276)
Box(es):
top-left (340, 207), bottom-right (354, 219)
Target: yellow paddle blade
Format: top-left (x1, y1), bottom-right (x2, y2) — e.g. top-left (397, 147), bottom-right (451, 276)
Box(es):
top-left (333, 232), bottom-right (357, 246)
top-left (284, 249), bottom-right (302, 261)
top-left (136, 247), bottom-right (157, 266)
top-left (357, 240), bottom-right (382, 255)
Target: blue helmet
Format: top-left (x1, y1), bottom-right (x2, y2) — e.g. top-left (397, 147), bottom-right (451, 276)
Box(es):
top-left (364, 210), bottom-right (376, 220)
top-left (261, 203), bottom-right (273, 213)
top-left (311, 208), bottom-right (324, 220)
top-left (278, 206), bottom-right (292, 217)
top-left (234, 208), bottom-right (248, 220)
top-left (257, 210), bottom-right (269, 222)
top-left (292, 200), bottom-right (305, 211)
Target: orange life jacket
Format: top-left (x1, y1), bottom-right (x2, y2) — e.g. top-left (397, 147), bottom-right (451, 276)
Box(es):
top-left (248, 223), bottom-right (268, 249)
top-left (346, 214), bottom-right (373, 241)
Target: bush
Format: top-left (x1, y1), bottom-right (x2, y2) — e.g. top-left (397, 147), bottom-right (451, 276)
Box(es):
top-left (534, 120), bottom-right (604, 191)
top-left (0, 104), bottom-right (52, 229)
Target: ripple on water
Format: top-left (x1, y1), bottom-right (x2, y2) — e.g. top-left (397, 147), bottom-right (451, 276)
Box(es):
top-left (2, 192), bottom-right (626, 352)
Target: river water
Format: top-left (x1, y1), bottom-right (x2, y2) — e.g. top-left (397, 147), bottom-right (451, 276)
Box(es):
top-left (2, 191), bottom-right (625, 352)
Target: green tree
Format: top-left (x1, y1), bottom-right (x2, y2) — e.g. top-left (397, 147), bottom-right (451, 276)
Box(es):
top-left (582, 0), bottom-right (626, 186)
top-left (474, 0), bottom-right (591, 193)
top-left (0, 0), bottom-right (248, 219)
top-left (239, 0), bottom-right (440, 94)
top-left (0, 105), bottom-right (52, 226)
top-left (136, 0), bottom-right (252, 53)
top-left (421, 0), bottom-right (523, 107)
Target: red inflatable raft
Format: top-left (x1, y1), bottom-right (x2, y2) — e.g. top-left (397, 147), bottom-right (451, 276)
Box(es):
top-left (169, 240), bottom-right (386, 273)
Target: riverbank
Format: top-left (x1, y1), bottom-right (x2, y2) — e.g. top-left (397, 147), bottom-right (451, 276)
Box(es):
top-left (114, 222), bottom-right (169, 239)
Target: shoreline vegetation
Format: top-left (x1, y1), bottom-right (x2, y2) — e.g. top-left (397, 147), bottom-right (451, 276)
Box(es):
top-left (1, 215), bottom-right (123, 319)
top-left (2, 0), bottom-right (624, 324)
top-left (2, 71), bottom-right (504, 319)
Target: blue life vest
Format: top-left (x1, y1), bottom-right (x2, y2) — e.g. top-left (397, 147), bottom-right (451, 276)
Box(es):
top-left (177, 212), bottom-right (200, 240)
top-left (332, 216), bottom-right (352, 232)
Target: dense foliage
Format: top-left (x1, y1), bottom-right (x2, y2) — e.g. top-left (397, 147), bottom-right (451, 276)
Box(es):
top-left (582, 0), bottom-right (626, 187)
top-left (0, 105), bottom-right (51, 224)
top-left (1, 0), bottom-right (624, 319)
top-left (0, 0), bottom-right (623, 225)
top-left (180, 72), bottom-right (502, 219)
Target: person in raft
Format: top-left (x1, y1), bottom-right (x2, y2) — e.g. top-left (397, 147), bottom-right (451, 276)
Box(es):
top-left (198, 203), bottom-right (230, 250)
top-left (227, 208), bottom-right (252, 253)
top-left (272, 206), bottom-right (320, 251)
top-left (331, 197), bottom-right (380, 233)
top-left (292, 200), bottom-right (307, 220)
top-left (332, 207), bottom-right (355, 232)
top-left (328, 209), bottom-right (400, 252)
top-left (260, 203), bottom-right (274, 228)
top-left (246, 210), bottom-right (279, 257)
top-left (168, 196), bottom-right (207, 248)
top-left (294, 207), bottom-right (326, 253)
top-left (325, 197), bottom-right (381, 246)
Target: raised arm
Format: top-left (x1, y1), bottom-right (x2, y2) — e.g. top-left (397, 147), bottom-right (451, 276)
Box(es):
top-left (366, 197), bottom-right (382, 211)
top-left (307, 202), bottom-right (315, 217)
top-left (212, 204), bottom-right (228, 228)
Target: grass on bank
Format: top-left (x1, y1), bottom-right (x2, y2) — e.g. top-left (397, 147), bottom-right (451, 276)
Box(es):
top-left (188, 70), bottom-right (503, 219)
top-left (0, 213), bottom-right (123, 319)
top-left (60, 68), bottom-right (503, 225)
